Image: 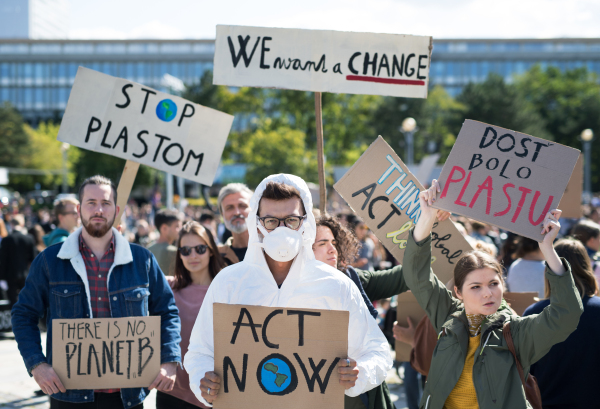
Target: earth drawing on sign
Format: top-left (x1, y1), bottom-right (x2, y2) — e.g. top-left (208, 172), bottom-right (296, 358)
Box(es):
top-left (260, 357), bottom-right (292, 392)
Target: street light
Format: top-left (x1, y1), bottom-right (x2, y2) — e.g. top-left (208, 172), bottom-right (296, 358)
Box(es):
top-left (581, 129), bottom-right (594, 204)
top-left (400, 117), bottom-right (418, 167)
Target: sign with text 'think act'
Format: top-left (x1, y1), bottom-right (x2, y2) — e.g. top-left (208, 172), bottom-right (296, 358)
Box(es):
top-left (52, 317), bottom-right (160, 389)
top-left (334, 136), bottom-right (472, 285)
top-left (213, 303), bottom-right (348, 409)
top-left (434, 120), bottom-right (580, 242)
top-left (214, 25), bottom-right (432, 98)
top-left (57, 67), bottom-right (234, 185)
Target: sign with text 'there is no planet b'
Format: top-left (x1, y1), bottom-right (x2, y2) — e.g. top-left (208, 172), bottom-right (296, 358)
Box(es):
top-left (214, 25), bottom-right (432, 98)
top-left (57, 67), bottom-right (234, 185)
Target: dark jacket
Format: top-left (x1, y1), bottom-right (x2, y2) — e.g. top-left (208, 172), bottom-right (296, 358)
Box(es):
top-left (11, 228), bottom-right (181, 407)
top-left (0, 229), bottom-right (37, 304)
top-left (404, 229), bottom-right (583, 409)
top-left (42, 227), bottom-right (70, 247)
top-left (524, 295), bottom-right (600, 409)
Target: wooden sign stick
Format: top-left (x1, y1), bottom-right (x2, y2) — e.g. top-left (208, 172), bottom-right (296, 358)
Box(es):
top-left (315, 92), bottom-right (326, 214)
top-left (113, 160), bottom-right (140, 228)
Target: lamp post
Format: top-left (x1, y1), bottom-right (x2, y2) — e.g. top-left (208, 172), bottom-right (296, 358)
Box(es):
top-left (581, 129), bottom-right (594, 204)
top-left (61, 143), bottom-right (69, 193)
top-left (400, 117), bottom-right (418, 167)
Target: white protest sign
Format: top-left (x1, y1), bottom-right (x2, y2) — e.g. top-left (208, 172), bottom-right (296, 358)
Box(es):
top-left (214, 25), bottom-right (432, 98)
top-left (57, 67), bottom-right (234, 185)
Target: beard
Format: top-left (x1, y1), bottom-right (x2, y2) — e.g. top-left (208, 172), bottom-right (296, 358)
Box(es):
top-left (82, 214), bottom-right (114, 238)
top-left (224, 214), bottom-right (248, 234)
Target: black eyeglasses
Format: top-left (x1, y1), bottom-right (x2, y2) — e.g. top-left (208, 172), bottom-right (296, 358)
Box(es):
top-left (258, 215), bottom-right (307, 230)
top-left (178, 244), bottom-right (208, 256)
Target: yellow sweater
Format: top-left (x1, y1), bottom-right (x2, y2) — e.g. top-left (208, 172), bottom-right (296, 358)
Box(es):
top-left (444, 334), bottom-right (481, 409)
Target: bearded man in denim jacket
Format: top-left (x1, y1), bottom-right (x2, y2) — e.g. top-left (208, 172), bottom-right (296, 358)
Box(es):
top-left (12, 175), bottom-right (181, 409)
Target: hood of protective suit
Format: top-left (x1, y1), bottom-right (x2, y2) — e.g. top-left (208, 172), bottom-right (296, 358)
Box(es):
top-left (244, 173), bottom-right (317, 266)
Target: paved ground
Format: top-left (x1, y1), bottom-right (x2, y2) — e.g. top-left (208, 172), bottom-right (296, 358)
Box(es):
top-left (0, 332), bottom-right (409, 409)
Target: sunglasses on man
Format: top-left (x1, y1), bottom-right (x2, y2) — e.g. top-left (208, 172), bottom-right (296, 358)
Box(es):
top-left (179, 244), bottom-right (209, 256)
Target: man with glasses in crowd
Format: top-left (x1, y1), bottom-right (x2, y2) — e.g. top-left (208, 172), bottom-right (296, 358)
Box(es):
top-left (44, 197), bottom-right (80, 246)
top-left (216, 183), bottom-right (253, 264)
top-left (185, 174), bottom-right (391, 408)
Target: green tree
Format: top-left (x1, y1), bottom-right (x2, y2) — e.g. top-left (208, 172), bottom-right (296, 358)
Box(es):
top-left (0, 102), bottom-right (31, 169)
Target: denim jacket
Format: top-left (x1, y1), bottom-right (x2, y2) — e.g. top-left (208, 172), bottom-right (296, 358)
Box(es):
top-left (11, 227), bottom-right (181, 407)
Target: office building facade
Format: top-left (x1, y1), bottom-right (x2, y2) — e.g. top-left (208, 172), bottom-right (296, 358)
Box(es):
top-left (0, 0), bottom-right (69, 39)
top-left (0, 38), bottom-right (599, 122)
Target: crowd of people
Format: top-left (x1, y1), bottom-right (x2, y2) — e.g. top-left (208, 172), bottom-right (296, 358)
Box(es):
top-left (2, 173), bottom-right (600, 409)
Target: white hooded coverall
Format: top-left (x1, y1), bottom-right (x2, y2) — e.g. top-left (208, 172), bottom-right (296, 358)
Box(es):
top-left (185, 173), bottom-right (392, 407)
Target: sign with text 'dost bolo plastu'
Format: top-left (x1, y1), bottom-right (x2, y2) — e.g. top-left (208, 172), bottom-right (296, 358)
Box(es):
top-left (57, 67), bottom-right (234, 185)
top-left (213, 303), bottom-right (348, 409)
top-left (334, 136), bottom-right (472, 285)
top-left (433, 120), bottom-right (580, 242)
top-left (213, 25), bottom-right (432, 98)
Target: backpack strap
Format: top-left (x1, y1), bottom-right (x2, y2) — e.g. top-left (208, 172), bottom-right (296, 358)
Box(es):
top-left (502, 322), bottom-right (527, 387)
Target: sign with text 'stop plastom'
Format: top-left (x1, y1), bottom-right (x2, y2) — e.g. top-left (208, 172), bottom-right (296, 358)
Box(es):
top-left (57, 67), bottom-right (234, 185)
top-left (434, 120), bottom-right (580, 242)
top-left (213, 303), bottom-right (348, 409)
top-left (213, 25), bottom-right (432, 98)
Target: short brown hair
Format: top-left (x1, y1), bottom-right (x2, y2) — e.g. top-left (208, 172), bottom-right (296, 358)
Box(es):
top-left (315, 214), bottom-right (360, 270)
top-left (172, 221), bottom-right (227, 291)
top-left (571, 219), bottom-right (600, 245)
top-left (78, 175), bottom-right (117, 204)
top-left (514, 236), bottom-right (539, 259)
top-left (547, 238), bottom-right (598, 298)
top-left (259, 182), bottom-right (306, 215)
top-left (454, 250), bottom-right (505, 294)
top-left (54, 197), bottom-right (79, 219)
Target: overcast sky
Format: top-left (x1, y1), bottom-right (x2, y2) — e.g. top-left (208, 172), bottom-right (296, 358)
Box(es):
top-left (69, 0), bottom-right (600, 40)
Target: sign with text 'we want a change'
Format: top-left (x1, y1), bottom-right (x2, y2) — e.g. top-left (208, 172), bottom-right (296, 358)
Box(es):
top-left (214, 25), bottom-right (432, 98)
top-left (213, 303), bottom-right (348, 409)
top-left (57, 67), bottom-right (234, 185)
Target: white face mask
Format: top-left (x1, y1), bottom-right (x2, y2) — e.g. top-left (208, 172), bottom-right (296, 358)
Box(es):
top-left (257, 224), bottom-right (304, 262)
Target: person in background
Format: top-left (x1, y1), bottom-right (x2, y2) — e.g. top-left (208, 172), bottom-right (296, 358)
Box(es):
top-left (0, 214), bottom-right (36, 305)
top-left (216, 183), bottom-right (253, 264)
top-left (148, 209), bottom-right (183, 276)
top-left (352, 219), bottom-right (375, 271)
top-left (571, 219), bottom-right (600, 269)
top-left (133, 219), bottom-right (153, 247)
top-left (0, 217), bottom-right (8, 242)
top-left (157, 221), bottom-right (226, 409)
top-left (506, 236), bottom-right (546, 296)
top-left (524, 237), bottom-right (599, 409)
top-left (36, 209), bottom-right (54, 234)
top-left (470, 221), bottom-right (498, 251)
top-left (29, 225), bottom-right (46, 253)
top-left (198, 211), bottom-right (218, 244)
top-left (43, 198), bottom-right (80, 247)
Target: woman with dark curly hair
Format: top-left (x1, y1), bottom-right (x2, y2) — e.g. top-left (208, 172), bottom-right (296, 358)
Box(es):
top-left (314, 214), bottom-right (419, 409)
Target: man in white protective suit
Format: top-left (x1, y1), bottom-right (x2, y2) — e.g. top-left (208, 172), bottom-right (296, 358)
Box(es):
top-left (185, 174), bottom-right (392, 408)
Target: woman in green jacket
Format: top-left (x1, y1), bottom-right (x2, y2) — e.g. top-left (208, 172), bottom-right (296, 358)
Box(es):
top-left (405, 180), bottom-right (583, 409)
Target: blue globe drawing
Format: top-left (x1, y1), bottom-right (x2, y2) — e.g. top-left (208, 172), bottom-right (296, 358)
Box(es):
top-left (260, 357), bottom-right (292, 393)
top-left (156, 99), bottom-right (177, 122)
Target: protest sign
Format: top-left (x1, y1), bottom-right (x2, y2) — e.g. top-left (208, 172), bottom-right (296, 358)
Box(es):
top-left (434, 120), bottom-right (580, 242)
top-left (214, 25), bottom-right (432, 99)
top-left (57, 67), bottom-right (234, 186)
top-left (503, 292), bottom-right (538, 316)
top-left (334, 136), bottom-right (472, 285)
top-left (52, 316), bottom-right (160, 389)
top-left (558, 153), bottom-right (583, 219)
top-left (213, 303), bottom-right (348, 409)
top-left (394, 292), bottom-right (427, 362)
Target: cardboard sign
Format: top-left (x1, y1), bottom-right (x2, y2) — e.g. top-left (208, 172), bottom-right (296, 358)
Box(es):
top-left (434, 120), bottom-right (581, 242)
top-left (57, 67), bottom-right (234, 185)
top-left (214, 25), bottom-right (432, 99)
top-left (394, 292), bottom-right (427, 362)
top-left (558, 154), bottom-right (583, 219)
top-left (503, 292), bottom-right (538, 316)
top-left (213, 303), bottom-right (348, 409)
top-left (334, 136), bottom-right (473, 285)
top-left (52, 317), bottom-right (160, 389)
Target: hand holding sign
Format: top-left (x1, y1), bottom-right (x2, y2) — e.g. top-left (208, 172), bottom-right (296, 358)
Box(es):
top-left (148, 362), bottom-right (177, 392)
top-left (538, 210), bottom-right (566, 276)
top-left (414, 180), bottom-right (442, 243)
top-left (200, 371), bottom-right (221, 404)
top-left (337, 358), bottom-right (359, 389)
top-left (32, 363), bottom-right (66, 396)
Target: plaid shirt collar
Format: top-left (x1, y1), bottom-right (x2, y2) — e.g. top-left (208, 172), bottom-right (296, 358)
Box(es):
top-left (78, 232), bottom-right (116, 258)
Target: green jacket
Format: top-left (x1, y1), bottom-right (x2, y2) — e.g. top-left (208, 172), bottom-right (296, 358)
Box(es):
top-left (403, 229), bottom-right (583, 409)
